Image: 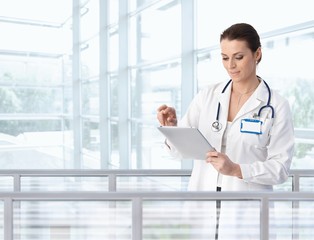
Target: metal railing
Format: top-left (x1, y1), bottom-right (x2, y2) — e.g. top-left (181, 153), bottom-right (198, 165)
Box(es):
top-left (1, 191), bottom-right (314, 240)
top-left (0, 169), bottom-right (313, 192)
top-left (0, 169), bottom-right (313, 239)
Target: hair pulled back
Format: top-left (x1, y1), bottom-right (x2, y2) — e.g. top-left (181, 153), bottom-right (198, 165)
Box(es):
top-left (220, 23), bottom-right (262, 63)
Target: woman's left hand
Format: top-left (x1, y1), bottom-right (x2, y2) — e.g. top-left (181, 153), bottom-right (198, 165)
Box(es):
top-left (206, 151), bottom-right (243, 178)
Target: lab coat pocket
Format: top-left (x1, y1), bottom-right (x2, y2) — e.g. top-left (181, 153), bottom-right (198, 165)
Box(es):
top-left (242, 118), bottom-right (273, 148)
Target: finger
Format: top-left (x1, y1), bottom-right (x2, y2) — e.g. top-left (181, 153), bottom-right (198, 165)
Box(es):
top-left (206, 151), bottom-right (218, 158)
top-left (157, 104), bottom-right (168, 112)
top-left (167, 116), bottom-right (176, 122)
top-left (163, 107), bottom-right (175, 115)
top-left (157, 112), bottom-right (166, 126)
top-left (206, 157), bottom-right (218, 165)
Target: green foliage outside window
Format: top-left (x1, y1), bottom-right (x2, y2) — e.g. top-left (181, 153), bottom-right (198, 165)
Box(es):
top-left (284, 79), bottom-right (314, 159)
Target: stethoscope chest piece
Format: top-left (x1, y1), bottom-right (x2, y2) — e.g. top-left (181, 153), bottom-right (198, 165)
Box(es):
top-left (211, 120), bottom-right (222, 132)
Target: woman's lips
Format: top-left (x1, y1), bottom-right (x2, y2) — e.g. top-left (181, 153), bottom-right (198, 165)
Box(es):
top-left (229, 71), bottom-right (240, 77)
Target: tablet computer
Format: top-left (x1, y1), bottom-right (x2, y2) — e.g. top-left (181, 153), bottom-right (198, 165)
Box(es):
top-left (157, 126), bottom-right (214, 160)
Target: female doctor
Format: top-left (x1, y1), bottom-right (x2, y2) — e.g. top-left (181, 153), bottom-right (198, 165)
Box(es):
top-left (157, 23), bottom-right (294, 239)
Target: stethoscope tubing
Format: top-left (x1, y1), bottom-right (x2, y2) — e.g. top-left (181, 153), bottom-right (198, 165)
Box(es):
top-left (212, 79), bottom-right (274, 132)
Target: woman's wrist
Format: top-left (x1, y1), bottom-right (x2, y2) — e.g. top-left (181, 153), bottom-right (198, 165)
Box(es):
top-left (233, 163), bottom-right (243, 179)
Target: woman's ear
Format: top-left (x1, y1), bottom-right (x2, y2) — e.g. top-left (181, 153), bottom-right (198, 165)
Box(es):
top-left (255, 47), bottom-right (262, 63)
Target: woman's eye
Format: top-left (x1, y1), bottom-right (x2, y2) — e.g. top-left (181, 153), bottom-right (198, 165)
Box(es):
top-left (222, 57), bottom-right (228, 61)
top-left (235, 56), bottom-right (243, 60)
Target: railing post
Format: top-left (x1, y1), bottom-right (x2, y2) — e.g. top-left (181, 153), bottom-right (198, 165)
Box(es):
top-left (260, 196), bottom-right (269, 240)
top-left (4, 198), bottom-right (13, 240)
top-left (132, 197), bottom-right (142, 240)
top-left (292, 173), bottom-right (300, 192)
top-left (108, 174), bottom-right (117, 192)
top-left (292, 173), bottom-right (300, 239)
top-left (13, 174), bottom-right (21, 192)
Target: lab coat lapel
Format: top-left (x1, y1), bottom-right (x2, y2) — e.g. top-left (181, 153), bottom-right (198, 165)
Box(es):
top-left (233, 80), bottom-right (269, 121)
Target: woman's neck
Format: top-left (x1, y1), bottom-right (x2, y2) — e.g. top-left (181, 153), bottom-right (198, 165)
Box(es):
top-left (232, 77), bottom-right (260, 94)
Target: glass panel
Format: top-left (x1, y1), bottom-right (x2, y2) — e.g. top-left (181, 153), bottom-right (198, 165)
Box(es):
top-left (131, 123), bottom-right (180, 169)
top-left (129, 0), bottom-right (157, 12)
top-left (0, 119), bottom-right (62, 136)
top-left (260, 31), bottom-right (314, 169)
top-left (82, 81), bottom-right (99, 115)
top-left (0, 0), bottom-right (71, 23)
top-left (292, 143), bottom-right (314, 169)
top-left (129, 1), bottom-right (181, 64)
top-left (0, 55), bottom-right (63, 85)
top-left (63, 118), bottom-right (74, 149)
top-left (129, 16), bottom-right (138, 66)
top-left (0, 176), bottom-right (13, 191)
top-left (0, 119), bottom-right (67, 169)
top-left (270, 201), bottom-right (314, 240)
top-left (300, 177), bottom-right (314, 191)
top-left (0, 20), bottom-right (71, 54)
top-left (130, 63), bottom-right (181, 169)
top-left (130, 64), bottom-right (181, 121)
top-left (197, 50), bottom-right (229, 90)
top-left (108, 28), bottom-right (119, 72)
top-left (0, 146), bottom-right (65, 169)
top-left (63, 84), bottom-right (73, 114)
top-left (82, 120), bottom-right (100, 168)
top-left (0, 87), bottom-right (63, 114)
top-left (80, 0), bottom-right (99, 42)
top-left (0, 201), bottom-right (3, 240)
top-left (64, 146), bottom-right (75, 169)
top-left (274, 176), bottom-right (293, 192)
top-left (80, 37), bottom-right (100, 79)
top-left (110, 122), bottom-right (119, 168)
top-left (110, 75), bottom-right (118, 117)
top-left (0, 1), bottom-right (72, 170)
top-left (13, 201), bottom-right (132, 239)
top-left (21, 176), bottom-right (108, 191)
top-left (196, 0), bottom-right (314, 49)
top-left (143, 200), bottom-right (260, 240)
top-left (117, 176), bottom-right (189, 191)
top-left (109, 0), bottom-right (119, 25)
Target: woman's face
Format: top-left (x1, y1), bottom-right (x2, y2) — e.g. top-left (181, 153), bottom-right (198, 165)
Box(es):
top-left (220, 39), bottom-right (261, 83)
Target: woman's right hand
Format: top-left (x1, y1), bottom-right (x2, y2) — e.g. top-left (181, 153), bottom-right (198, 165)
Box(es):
top-left (157, 104), bottom-right (177, 126)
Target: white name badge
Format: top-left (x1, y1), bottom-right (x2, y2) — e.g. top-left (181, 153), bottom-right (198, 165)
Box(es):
top-left (240, 119), bottom-right (263, 134)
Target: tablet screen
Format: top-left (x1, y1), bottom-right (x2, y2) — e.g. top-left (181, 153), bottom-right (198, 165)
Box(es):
top-left (157, 126), bottom-right (214, 160)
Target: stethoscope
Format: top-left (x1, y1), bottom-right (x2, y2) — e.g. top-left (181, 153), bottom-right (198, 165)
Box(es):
top-left (211, 79), bottom-right (275, 132)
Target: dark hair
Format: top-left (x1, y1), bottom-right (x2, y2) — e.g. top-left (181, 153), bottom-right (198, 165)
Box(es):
top-left (220, 23), bottom-right (262, 63)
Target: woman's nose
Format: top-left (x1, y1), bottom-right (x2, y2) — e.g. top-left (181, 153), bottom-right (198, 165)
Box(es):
top-left (228, 59), bottom-right (236, 68)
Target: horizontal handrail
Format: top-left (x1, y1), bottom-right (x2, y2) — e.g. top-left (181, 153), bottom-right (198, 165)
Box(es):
top-left (0, 169), bottom-right (192, 176)
top-left (0, 169), bottom-right (313, 193)
top-left (1, 191), bottom-right (314, 240)
top-left (0, 168), bottom-right (312, 240)
top-left (0, 168), bottom-right (312, 176)
top-left (1, 190), bottom-right (313, 200)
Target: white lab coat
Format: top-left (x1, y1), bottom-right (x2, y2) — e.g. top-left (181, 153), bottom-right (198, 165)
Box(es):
top-left (169, 79), bottom-right (294, 191)
top-left (167, 79), bottom-right (294, 239)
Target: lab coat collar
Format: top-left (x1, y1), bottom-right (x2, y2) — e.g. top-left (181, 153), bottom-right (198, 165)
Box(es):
top-left (215, 79), bottom-right (270, 123)
top-left (234, 79), bottom-right (269, 121)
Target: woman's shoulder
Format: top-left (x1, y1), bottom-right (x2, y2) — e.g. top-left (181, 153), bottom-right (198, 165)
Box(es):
top-left (269, 88), bottom-right (289, 106)
top-left (259, 78), bottom-right (289, 105)
top-left (197, 81), bottom-right (228, 95)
